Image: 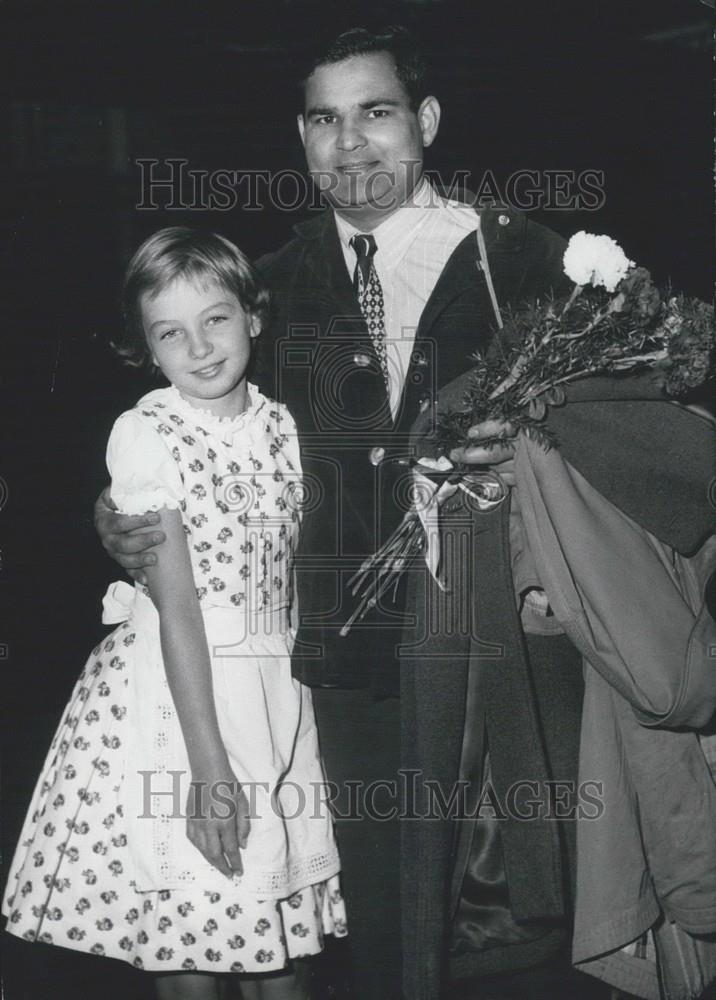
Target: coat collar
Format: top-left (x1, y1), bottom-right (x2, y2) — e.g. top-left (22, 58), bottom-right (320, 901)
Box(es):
top-left (291, 204), bottom-right (482, 335)
top-left (292, 190), bottom-right (526, 247)
top-left (290, 195), bottom-right (526, 340)
top-left (417, 228), bottom-right (483, 337)
top-left (293, 210), bottom-right (358, 318)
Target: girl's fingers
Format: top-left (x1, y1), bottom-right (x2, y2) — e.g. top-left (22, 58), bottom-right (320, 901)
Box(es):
top-left (188, 814), bottom-right (244, 879)
top-left (236, 801), bottom-right (251, 850)
top-left (201, 826), bottom-right (234, 879)
top-left (220, 825), bottom-right (243, 876)
top-left (186, 785), bottom-right (247, 879)
top-left (237, 819), bottom-right (251, 850)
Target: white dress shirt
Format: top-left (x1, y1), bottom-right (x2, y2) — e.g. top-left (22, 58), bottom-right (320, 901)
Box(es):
top-left (334, 177), bottom-right (481, 419)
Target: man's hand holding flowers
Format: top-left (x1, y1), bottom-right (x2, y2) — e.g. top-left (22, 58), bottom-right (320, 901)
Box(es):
top-left (344, 232), bottom-right (715, 630)
top-left (448, 418), bottom-right (518, 487)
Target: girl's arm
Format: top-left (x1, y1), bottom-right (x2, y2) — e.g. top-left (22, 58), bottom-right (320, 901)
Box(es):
top-left (143, 507), bottom-right (250, 878)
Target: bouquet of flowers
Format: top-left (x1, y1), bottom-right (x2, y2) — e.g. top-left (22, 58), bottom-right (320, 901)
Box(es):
top-left (341, 232), bottom-right (714, 635)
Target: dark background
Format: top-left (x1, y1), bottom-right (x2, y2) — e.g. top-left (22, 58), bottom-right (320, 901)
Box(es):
top-left (1, 1), bottom-right (714, 997)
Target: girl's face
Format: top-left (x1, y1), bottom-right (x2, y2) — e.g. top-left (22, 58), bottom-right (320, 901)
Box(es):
top-left (141, 276), bottom-right (260, 417)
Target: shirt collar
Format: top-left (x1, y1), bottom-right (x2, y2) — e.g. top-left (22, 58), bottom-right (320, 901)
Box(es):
top-left (334, 176), bottom-right (441, 271)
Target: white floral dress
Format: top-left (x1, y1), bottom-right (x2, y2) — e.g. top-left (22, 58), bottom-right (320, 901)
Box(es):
top-left (2, 385), bottom-right (347, 974)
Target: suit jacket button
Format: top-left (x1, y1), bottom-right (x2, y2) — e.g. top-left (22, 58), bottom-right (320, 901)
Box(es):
top-left (354, 352), bottom-right (371, 367)
top-left (369, 447), bottom-right (386, 466)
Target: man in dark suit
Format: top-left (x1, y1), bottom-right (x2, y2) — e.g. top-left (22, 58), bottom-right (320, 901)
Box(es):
top-left (96, 25), bottom-right (575, 1000)
top-left (252, 30), bottom-right (573, 999)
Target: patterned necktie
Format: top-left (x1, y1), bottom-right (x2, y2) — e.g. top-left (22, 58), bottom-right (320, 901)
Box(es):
top-left (350, 233), bottom-right (390, 389)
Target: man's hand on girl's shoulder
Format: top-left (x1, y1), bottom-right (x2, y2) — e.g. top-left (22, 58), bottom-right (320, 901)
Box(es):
top-left (94, 486), bottom-right (166, 581)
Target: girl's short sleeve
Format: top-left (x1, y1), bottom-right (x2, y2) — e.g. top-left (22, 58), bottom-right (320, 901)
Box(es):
top-left (106, 411), bottom-right (184, 515)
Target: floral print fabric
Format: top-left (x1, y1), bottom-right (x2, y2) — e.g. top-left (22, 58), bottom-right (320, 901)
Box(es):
top-left (2, 386), bottom-right (347, 973)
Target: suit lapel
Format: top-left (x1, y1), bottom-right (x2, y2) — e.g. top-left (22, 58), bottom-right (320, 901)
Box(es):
top-left (295, 211), bottom-right (366, 325)
top-left (417, 229), bottom-right (482, 338)
top-left (292, 212), bottom-right (490, 432)
top-left (394, 230), bottom-right (486, 431)
top-left (295, 209), bottom-right (485, 340)
top-left (292, 210), bottom-right (393, 430)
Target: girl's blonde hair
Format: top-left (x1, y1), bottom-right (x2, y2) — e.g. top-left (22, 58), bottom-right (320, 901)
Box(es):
top-left (114, 227), bottom-right (270, 367)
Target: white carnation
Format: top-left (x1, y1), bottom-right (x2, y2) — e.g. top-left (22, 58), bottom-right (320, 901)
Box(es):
top-left (563, 231), bottom-right (635, 293)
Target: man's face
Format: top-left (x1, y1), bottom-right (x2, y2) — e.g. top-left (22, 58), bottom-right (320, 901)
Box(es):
top-left (298, 51), bottom-right (440, 230)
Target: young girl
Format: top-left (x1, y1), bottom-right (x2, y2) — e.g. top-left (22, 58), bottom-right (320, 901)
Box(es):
top-left (2, 227), bottom-right (347, 999)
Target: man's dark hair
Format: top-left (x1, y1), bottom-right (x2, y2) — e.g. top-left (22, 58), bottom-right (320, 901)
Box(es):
top-left (300, 25), bottom-right (428, 111)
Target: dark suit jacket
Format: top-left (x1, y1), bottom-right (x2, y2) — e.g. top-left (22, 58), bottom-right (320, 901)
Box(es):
top-left (253, 200), bottom-right (569, 690)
